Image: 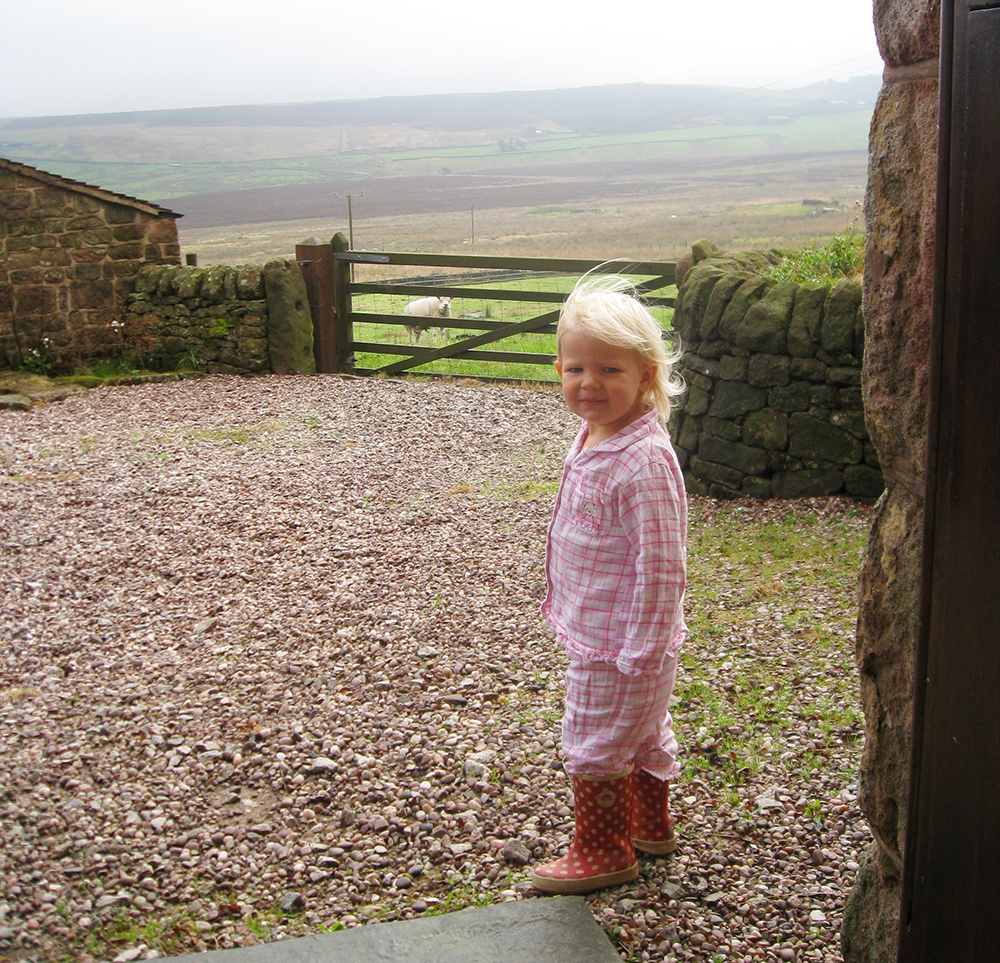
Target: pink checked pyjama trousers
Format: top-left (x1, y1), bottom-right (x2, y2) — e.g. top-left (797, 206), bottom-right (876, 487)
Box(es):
top-left (561, 653), bottom-right (680, 780)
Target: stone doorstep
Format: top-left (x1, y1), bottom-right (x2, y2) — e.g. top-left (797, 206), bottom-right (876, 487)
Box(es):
top-left (157, 897), bottom-right (620, 963)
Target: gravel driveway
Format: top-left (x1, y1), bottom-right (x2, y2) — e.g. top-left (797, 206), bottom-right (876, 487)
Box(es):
top-left (1, 375), bottom-right (871, 963)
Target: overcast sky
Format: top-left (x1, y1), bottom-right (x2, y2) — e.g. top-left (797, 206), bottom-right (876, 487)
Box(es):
top-left (1, 0), bottom-right (882, 119)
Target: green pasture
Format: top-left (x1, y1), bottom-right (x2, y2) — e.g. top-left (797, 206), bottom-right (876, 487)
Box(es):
top-left (350, 273), bottom-right (676, 381)
top-left (10, 109), bottom-right (872, 202)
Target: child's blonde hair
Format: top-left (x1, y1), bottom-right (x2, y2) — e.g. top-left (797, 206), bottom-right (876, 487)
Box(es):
top-left (557, 273), bottom-right (685, 422)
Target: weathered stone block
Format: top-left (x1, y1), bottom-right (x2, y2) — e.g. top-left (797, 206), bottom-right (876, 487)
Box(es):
top-left (689, 455), bottom-right (743, 489)
top-left (223, 268), bottom-right (239, 301)
top-left (790, 357), bottom-right (829, 381)
top-left (109, 242), bottom-right (142, 261)
top-left (14, 284), bottom-right (57, 315)
top-left (864, 79), bottom-right (938, 492)
top-left (831, 410), bottom-right (869, 439)
top-left (719, 276), bottom-right (772, 343)
top-left (719, 354), bottom-right (748, 381)
top-left (789, 412), bottom-right (863, 464)
top-left (685, 354), bottom-right (720, 379)
top-left (811, 384), bottom-right (841, 408)
top-left (105, 204), bottom-right (138, 224)
top-left (70, 279), bottom-right (114, 310)
top-left (741, 476), bottom-right (773, 498)
top-left (787, 282), bottom-right (828, 357)
top-left (146, 218), bottom-right (179, 243)
top-left (0, 190), bottom-right (32, 211)
top-left (699, 273), bottom-right (746, 340)
top-left (8, 217), bottom-right (45, 236)
top-left (844, 464), bottom-right (886, 499)
top-left (701, 416), bottom-right (741, 442)
top-left (156, 266), bottom-right (182, 298)
top-left (72, 195), bottom-right (101, 214)
top-left (201, 265), bottom-right (227, 304)
top-left (876, 0), bottom-right (940, 66)
top-left (771, 469), bottom-right (843, 498)
top-left (112, 224), bottom-right (145, 241)
top-left (699, 435), bottom-right (769, 476)
top-left (822, 280), bottom-right (862, 357)
top-left (743, 409), bottom-right (789, 451)
top-left (676, 414), bottom-right (701, 452)
top-left (695, 340), bottom-right (729, 360)
top-left (685, 370), bottom-right (713, 392)
top-left (34, 188), bottom-right (66, 209)
top-left (709, 380), bottom-right (766, 418)
top-left (82, 228), bottom-right (113, 246)
top-left (842, 844), bottom-right (902, 963)
top-left (173, 267), bottom-right (206, 299)
top-left (674, 267), bottom-right (723, 341)
top-left (683, 384), bottom-right (710, 417)
top-left (67, 216), bottom-right (104, 231)
top-left (747, 353), bottom-right (791, 387)
top-left (736, 280), bottom-right (797, 354)
top-left (828, 367), bottom-right (863, 386)
top-left (237, 265), bottom-right (265, 300)
top-left (263, 257), bottom-right (314, 374)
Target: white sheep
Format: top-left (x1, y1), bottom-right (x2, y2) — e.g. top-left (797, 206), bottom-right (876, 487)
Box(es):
top-left (403, 296), bottom-right (451, 344)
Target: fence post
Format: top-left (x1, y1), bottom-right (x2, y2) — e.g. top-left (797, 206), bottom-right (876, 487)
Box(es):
top-left (331, 232), bottom-right (353, 372)
top-left (295, 238), bottom-right (337, 373)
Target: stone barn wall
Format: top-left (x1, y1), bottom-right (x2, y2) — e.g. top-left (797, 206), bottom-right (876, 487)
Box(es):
top-left (0, 158), bottom-right (181, 370)
top-left (669, 247), bottom-right (884, 500)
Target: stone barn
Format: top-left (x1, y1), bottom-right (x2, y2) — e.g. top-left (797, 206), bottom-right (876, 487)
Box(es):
top-left (0, 157), bottom-right (182, 370)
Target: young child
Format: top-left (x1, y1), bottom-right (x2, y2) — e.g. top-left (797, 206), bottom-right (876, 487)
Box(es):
top-left (531, 275), bottom-right (688, 895)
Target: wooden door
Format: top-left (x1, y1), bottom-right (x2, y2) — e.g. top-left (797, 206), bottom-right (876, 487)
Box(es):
top-left (899, 2), bottom-right (1000, 960)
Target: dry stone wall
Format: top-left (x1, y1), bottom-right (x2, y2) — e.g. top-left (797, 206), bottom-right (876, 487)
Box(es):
top-left (124, 259), bottom-right (315, 376)
top-left (670, 248), bottom-right (884, 500)
top-left (0, 160), bottom-right (180, 369)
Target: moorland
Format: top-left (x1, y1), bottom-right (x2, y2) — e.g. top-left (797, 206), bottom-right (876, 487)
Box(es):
top-left (0, 77), bottom-right (879, 265)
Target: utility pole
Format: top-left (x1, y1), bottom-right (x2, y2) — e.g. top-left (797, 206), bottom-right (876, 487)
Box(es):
top-left (471, 205), bottom-right (475, 246)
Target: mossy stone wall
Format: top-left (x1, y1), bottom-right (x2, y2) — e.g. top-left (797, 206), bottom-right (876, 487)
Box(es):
top-left (670, 247), bottom-right (883, 500)
top-left (125, 259), bottom-right (314, 375)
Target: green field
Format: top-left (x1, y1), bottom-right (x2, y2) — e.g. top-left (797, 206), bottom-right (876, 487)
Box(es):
top-left (350, 274), bottom-right (676, 381)
top-left (5, 110), bottom-right (872, 203)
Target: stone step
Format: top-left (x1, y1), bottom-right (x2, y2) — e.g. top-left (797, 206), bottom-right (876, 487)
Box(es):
top-left (157, 896), bottom-right (620, 963)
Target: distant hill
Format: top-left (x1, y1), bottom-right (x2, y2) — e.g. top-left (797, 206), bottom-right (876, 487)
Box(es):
top-left (2, 76), bottom-right (882, 135)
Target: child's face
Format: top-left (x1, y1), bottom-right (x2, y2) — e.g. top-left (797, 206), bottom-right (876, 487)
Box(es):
top-left (555, 327), bottom-right (656, 446)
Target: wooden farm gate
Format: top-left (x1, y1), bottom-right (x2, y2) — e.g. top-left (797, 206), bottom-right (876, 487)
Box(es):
top-left (295, 240), bottom-right (677, 381)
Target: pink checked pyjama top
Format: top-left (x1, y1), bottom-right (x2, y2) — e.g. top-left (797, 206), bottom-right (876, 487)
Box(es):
top-left (542, 408), bottom-right (688, 678)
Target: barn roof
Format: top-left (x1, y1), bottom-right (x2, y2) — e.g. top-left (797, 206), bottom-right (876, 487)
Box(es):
top-left (0, 157), bottom-right (182, 218)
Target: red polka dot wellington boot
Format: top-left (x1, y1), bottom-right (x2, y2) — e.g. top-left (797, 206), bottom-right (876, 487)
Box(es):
top-left (631, 768), bottom-right (678, 855)
top-left (531, 768), bottom-right (639, 894)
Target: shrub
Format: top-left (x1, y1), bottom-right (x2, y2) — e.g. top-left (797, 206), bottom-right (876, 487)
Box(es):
top-left (767, 225), bottom-right (864, 285)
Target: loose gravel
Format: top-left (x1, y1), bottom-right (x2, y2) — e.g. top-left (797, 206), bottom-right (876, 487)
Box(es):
top-left (1, 375), bottom-right (872, 963)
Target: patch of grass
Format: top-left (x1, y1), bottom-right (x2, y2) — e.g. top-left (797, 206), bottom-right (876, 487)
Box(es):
top-left (83, 908), bottom-right (201, 959)
top-left (767, 223), bottom-right (864, 284)
top-left (189, 420), bottom-right (283, 445)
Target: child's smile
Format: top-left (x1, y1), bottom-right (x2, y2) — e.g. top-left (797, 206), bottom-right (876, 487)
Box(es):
top-left (556, 328), bottom-right (657, 447)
